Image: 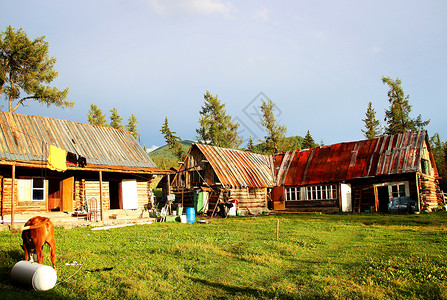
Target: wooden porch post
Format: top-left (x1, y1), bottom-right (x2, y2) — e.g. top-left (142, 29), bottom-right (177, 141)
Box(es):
top-left (99, 171), bottom-right (103, 221)
top-left (11, 164), bottom-right (15, 228)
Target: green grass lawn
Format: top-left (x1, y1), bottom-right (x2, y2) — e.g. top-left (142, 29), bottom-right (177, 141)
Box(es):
top-left (1, 212), bottom-right (447, 299)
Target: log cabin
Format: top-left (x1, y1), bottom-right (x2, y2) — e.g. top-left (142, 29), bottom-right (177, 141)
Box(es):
top-left (0, 112), bottom-right (167, 220)
top-left (273, 130), bottom-right (443, 213)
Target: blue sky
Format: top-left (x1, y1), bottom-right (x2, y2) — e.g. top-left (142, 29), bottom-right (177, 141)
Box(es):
top-left (2, 0), bottom-right (446, 151)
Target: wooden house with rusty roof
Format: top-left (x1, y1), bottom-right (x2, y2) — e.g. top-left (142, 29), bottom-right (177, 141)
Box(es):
top-left (0, 112), bottom-right (167, 220)
top-left (171, 143), bottom-right (275, 215)
top-left (272, 130), bottom-right (443, 213)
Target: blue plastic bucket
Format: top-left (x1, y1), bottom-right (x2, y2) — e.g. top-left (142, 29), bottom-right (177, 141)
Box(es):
top-left (186, 207), bottom-right (195, 223)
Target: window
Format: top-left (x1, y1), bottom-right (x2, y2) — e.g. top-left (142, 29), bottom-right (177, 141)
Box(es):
top-left (18, 178), bottom-right (46, 201)
top-left (421, 159), bottom-right (429, 175)
top-left (285, 185), bottom-right (337, 201)
top-left (32, 178), bottom-right (45, 201)
top-left (390, 183), bottom-right (407, 198)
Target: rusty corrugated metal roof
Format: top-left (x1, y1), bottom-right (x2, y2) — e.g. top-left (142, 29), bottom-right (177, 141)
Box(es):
top-left (194, 143), bottom-right (275, 188)
top-left (277, 131), bottom-right (430, 186)
top-left (0, 112), bottom-right (157, 171)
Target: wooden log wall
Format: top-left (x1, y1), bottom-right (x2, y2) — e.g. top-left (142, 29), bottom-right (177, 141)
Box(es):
top-left (85, 181), bottom-right (110, 211)
top-left (229, 187), bottom-right (267, 215)
top-left (74, 178), bottom-right (86, 211)
top-left (285, 200), bottom-right (339, 213)
top-left (137, 180), bottom-right (151, 209)
top-left (418, 173), bottom-right (442, 210)
top-left (1, 177), bottom-right (46, 215)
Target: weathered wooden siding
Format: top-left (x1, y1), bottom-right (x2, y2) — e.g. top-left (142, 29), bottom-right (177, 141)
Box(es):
top-left (229, 187), bottom-right (267, 215)
top-left (418, 173), bottom-right (442, 210)
top-left (137, 180), bottom-right (151, 209)
top-left (285, 199), bottom-right (339, 213)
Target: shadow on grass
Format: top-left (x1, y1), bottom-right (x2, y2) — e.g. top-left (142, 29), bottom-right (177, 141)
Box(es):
top-left (187, 276), bottom-right (297, 299)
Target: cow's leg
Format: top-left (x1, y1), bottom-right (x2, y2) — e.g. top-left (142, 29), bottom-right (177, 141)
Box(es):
top-left (35, 240), bottom-right (45, 264)
top-left (22, 244), bottom-right (30, 261)
top-left (47, 238), bottom-right (57, 269)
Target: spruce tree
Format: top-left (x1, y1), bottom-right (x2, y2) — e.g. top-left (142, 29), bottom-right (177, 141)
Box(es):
top-left (126, 114), bottom-right (140, 141)
top-left (382, 76), bottom-right (429, 135)
top-left (161, 117), bottom-right (184, 160)
top-left (259, 99), bottom-right (287, 154)
top-left (196, 91), bottom-right (242, 149)
top-left (109, 108), bottom-right (123, 130)
top-left (302, 130), bottom-right (317, 149)
top-left (87, 104), bottom-right (108, 127)
top-left (362, 101), bottom-right (382, 139)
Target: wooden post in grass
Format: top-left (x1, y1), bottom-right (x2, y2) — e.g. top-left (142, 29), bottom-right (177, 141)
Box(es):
top-left (276, 219), bottom-right (279, 240)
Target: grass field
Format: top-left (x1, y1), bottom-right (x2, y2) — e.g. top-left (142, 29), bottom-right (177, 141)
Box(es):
top-left (1, 212), bottom-right (447, 299)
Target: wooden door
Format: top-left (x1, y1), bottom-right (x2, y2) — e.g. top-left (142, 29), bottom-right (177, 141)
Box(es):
top-left (61, 177), bottom-right (74, 212)
top-left (272, 186), bottom-right (285, 211)
top-left (48, 180), bottom-right (61, 211)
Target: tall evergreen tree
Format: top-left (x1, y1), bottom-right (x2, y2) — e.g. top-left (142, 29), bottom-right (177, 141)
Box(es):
top-left (196, 90), bottom-right (242, 149)
top-left (109, 108), bottom-right (123, 130)
top-left (0, 26), bottom-right (73, 112)
top-left (362, 101), bottom-right (382, 139)
top-left (382, 76), bottom-right (429, 135)
top-left (87, 104), bottom-right (108, 127)
top-left (126, 114), bottom-right (140, 141)
top-left (430, 133), bottom-right (447, 191)
top-left (302, 130), bottom-right (317, 149)
top-left (160, 117), bottom-right (184, 160)
top-left (246, 136), bottom-right (255, 152)
top-left (259, 99), bottom-right (288, 154)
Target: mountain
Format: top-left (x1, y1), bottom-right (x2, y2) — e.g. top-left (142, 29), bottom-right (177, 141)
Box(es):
top-left (148, 140), bottom-right (194, 160)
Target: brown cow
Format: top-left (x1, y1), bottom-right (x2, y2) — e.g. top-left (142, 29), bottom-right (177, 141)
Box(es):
top-left (21, 216), bottom-right (56, 269)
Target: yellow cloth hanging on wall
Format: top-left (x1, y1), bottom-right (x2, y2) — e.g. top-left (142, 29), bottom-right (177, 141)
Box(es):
top-left (47, 145), bottom-right (67, 172)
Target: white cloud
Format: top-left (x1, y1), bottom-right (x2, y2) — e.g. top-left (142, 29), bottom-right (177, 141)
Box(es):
top-left (146, 145), bottom-right (159, 153)
top-left (146, 0), bottom-right (235, 16)
top-left (254, 7), bottom-right (269, 22)
top-left (372, 45), bottom-right (382, 53)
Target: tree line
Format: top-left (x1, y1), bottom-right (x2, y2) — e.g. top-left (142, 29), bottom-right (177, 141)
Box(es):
top-left (1, 25), bottom-right (445, 190)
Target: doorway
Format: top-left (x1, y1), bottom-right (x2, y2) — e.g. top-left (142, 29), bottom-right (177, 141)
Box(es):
top-left (109, 180), bottom-right (121, 209)
top-left (48, 180), bottom-right (61, 211)
top-left (377, 186), bottom-right (389, 212)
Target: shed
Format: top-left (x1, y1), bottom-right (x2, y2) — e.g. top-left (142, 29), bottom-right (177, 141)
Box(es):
top-left (171, 143), bottom-right (275, 215)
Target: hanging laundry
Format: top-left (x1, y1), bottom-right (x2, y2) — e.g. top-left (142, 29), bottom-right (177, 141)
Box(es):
top-left (47, 145), bottom-right (67, 171)
top-left (66, 152), bottom-right (78, 166)
top-left (77, 156), bottom-right (87, 168)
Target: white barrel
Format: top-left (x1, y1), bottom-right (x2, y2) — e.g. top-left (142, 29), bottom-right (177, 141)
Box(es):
top-left (180, 215), bottom-right (187, 223)
top-left (11, 261), bottom-right (57, 291)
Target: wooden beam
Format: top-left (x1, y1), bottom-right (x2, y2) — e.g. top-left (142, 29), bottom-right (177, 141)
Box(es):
top-left (11, 164), bottom-right (15, 228)
top-left (99, 170), bottom-right (103, 221)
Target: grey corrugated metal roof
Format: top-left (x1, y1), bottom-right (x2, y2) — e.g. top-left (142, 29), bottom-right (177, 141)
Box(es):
top-left (194, 143), bottom-right (275, 188)
top-left (0, 112), bottom-right (157, 170)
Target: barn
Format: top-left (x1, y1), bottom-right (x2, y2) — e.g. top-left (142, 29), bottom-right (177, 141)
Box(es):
top-left (171, 143), bottom-right (275, 215)
top-left (272, 130), bottom-right (443, 213)
top-left (0, 112), bottom-right (167, 223)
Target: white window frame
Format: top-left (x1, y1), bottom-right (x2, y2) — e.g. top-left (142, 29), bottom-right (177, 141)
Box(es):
top-left (17, 178), bottom-right (47, 201)
top-left (285, 184), bottom-right (337, 201)
top-left (374, 181), bottom-right (410, 201)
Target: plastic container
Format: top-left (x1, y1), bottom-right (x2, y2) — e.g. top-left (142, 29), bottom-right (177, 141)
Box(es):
top-left (180, 214), bottom-right (187, 223)
top-left (11, 261), bottom-right (57, 291)
top-left (186, 207), bottom-right (195, 223)
top-left (177, 206), bottom-right (183, 216)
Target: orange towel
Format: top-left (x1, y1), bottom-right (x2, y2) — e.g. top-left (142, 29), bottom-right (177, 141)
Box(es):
top-left (47, 145), bottom-right (67, 171)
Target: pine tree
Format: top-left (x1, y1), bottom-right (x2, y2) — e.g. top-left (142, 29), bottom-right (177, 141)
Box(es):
top-left (430, 133), bottom-right (447, 191)
top-left (126, 114), bottom-right (140, 141)
top-left (87, 104), bottom-right (108, 127)
top-left (382, 76), bottom-right (429, 135)
top-left (160, 117), bottom-right (184, 160)
top-left (196, 91), bottom-right (242, 149)
top-left (259, 99), bottom-right (287, 154)
top-left (362, 101), bottom-right (382, 139)
top-left (0, 26), bottom-right (73, 112)
top-left (246, 136), bottom-right (255, 152)
top-left (302, 130), bottom-right (317, 149)
top-left (109, 108), bottom-right (123, 130)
